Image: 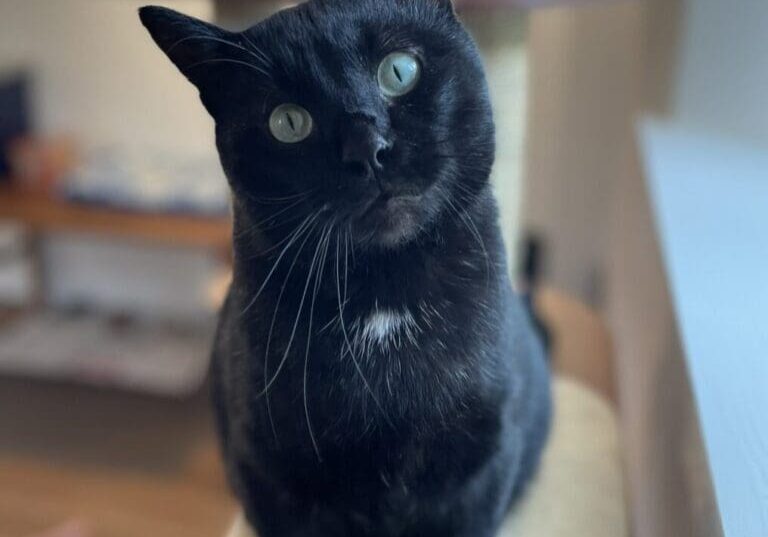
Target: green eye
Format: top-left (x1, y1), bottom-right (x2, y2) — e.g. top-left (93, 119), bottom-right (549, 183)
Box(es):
top-left (378, 52), bottom-right (421, 97)
top-left (269, 103), bottom-right (313, 143)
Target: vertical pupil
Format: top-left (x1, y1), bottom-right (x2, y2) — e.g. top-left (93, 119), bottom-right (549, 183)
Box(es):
top-left (286, 112), bottom-right (296, 132)
top-left (393, 64), bottom-right (403, 83)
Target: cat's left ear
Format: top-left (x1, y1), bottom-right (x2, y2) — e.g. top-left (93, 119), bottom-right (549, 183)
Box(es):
top-left (139, 6), bottom-right (249, 117)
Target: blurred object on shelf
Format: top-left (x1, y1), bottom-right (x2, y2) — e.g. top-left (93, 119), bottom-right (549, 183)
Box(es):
top-left (0, 222), bottom-right (33, 308)
top-left (0, 221), bottom-right (25, 252)
top-left (0, 311), bottom-right (215, 396)
top-left (0, 71), bottom-right (32, 182)
top-left (63, 147), bottom-right (229, 216)
top-left (7, 136), bottom-right (79, 193)
top-left (41, 234), bottom-right (227, 321)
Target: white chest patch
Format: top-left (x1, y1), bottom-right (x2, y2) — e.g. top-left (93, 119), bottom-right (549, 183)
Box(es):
top-left (351, 307), bottom-right (420, 353)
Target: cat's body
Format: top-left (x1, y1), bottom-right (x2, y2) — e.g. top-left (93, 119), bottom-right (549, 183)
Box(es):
top-left (140, 2), bottom-right (551, 536)
top-left (212, 190), bottom-right (550, 537)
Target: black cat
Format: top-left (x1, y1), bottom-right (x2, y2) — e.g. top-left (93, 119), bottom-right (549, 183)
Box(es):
top-left (140, 2), bottom-right (551, 536)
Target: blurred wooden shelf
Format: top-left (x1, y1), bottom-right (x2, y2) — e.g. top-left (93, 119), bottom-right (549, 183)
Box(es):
top-left (0, 186), bottom-right (231, 250)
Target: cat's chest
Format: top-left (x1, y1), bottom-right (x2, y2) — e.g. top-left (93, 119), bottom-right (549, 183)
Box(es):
top-left (271, 395), bottom-right (502, 505)
top-left (329, 302), bottom-right (424, 357)
top-left (235, 255), bottom-right (503, 429)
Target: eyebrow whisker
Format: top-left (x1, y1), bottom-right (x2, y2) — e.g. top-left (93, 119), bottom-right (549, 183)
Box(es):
top-left (168, 34), bottom-right (272, 69)
top-left (239, 32), bottom-right (274, 67)
top-left (185, 58), bottom-right (273, 80)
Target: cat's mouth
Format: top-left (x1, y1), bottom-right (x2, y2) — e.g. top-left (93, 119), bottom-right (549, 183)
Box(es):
top-left (362, 193), bottom-right (420, 216)
top-left (355, 193), bottom-right (423, 247)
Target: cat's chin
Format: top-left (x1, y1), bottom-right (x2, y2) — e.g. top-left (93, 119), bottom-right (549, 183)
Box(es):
top-left (356, 194), bottom-right (423, 249)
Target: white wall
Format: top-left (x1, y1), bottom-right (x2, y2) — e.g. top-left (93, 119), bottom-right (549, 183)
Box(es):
top-left (463, 10), bottom-right (529, 273)
top-left (0, 0), bottom-right (217, 157)
top-left (523, 1), bottom-right (643, 302)
top-left (675, 0), bottom-right (768, 147)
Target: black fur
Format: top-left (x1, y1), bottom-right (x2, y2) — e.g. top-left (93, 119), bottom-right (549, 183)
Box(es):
top-left (140, 2), bottom-right (551, 536)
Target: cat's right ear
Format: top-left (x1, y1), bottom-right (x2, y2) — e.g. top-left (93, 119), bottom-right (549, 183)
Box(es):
top-left (434, 0), bottom-right (458, 17)
top-left (139, 6), bottom-right (245, 117)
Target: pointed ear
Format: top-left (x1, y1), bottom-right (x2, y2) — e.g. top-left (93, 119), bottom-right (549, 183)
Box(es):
top-left (139, 6), bottom-right (231, 75)
top-left (139, 6), bottom-right (256, 117)
top-left (435, 0), bottom-right (457, 16)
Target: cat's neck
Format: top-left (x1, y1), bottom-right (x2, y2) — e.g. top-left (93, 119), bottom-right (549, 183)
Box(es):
top-left (231, 188), bottom-right (506, 309)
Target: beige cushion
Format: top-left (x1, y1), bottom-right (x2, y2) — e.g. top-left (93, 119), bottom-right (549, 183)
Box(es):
top-left (226, 377), bottom-right (627, 537)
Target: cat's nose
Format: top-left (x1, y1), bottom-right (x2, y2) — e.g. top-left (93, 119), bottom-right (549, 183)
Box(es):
top-left (341, 119), bottom-right (391, 176)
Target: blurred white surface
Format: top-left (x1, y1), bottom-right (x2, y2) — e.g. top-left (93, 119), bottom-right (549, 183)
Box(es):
top-left (0, 0), bottom-right (219, 158)
top-left (0, 312), bottom-right (214, 396)
top-left (43, 233), bottom-right (225, 321)
top-left (65, 147), bottom-right (229, 215)
top-left (643, 120), bottom-right (768, 537)
top-left (463, 10), bottom-right (528, 273)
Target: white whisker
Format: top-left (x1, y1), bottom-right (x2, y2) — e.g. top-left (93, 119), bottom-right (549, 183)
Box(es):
top-left (238, 32), bottom-right (274, 67)
top-left (334, 235), bottom-right (393, 429)
top-left (168, 34), bottom-right (272, 70)
top-left (261, 223), bottom-right (331, 398)
top-left (186, 58), bottom-right (272, 80)
top-left (235, 198), bottom-right (306, 238)
top-left (440, 189), bottom-right (492, 284)
top-left (241, 211), bottom-right (320, 315)
top-left (261, 217), bottom-right (321, 443)
top-left (303, 224), bottom-right (333, 461)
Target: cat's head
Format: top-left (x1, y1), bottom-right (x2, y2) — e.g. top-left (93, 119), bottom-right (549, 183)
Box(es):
top-left (140, 0), bottom-right (494, 250)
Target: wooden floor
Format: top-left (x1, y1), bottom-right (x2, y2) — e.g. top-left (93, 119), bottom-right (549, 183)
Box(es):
top-left (0, 377), bottom-right (236, 537)
top-left (0, 449), bottom-right (235, 537)
top-left (0, 290), bottom-right (613, 537)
